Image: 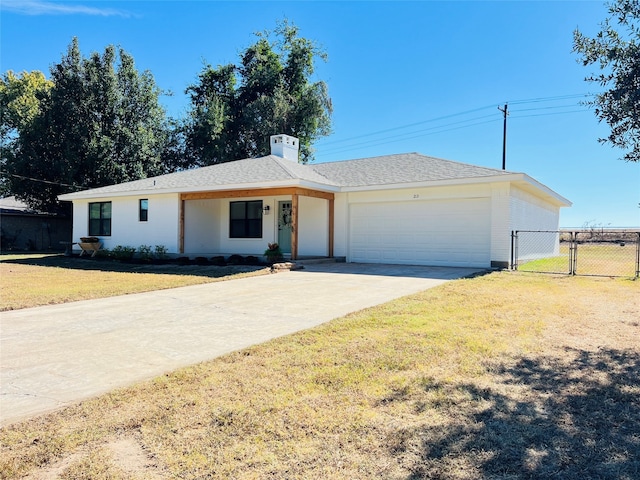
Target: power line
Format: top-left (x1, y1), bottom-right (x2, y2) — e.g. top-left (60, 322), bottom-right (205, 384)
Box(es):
top-left (318, 118), bottom-right (502, 157)
top-left (509, 103), bottom-right (590, 113)
top-left (316, 95), bottom-right (594, 158)
top-left (316, 104), bottom-right (498, 147)
top-left (319, 112), bottom-right (502, 156)
top-left (1, 171), bottom-right (83, 190)
top-left (510, 109), bottom-right (589, 119)
top-left (319, 94), bottom-right (596, 149)
top-left (506, 93), bottom-right (595, 105)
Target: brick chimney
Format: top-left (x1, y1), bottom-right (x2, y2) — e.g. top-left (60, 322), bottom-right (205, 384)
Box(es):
top-left (270, 134), bottom-right (299, 162)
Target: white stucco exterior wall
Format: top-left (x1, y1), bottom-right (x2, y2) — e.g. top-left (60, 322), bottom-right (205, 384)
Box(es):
top-left (184, 199), bottom-right (221, 254)
top-left (297, 195), bottom-right (329, 256)
top-left (333, 193), bottom-right (349, 258)
top-left (510, 186), bottom-right (562, 261)
top-left (489, 183), bottom-right (512, 268)
top-left (509, 187), bottom-right (561, 231)
top-left (181, 195), bottom-right (332, 257)
top-left (69, 193), bottom-right (180, 253)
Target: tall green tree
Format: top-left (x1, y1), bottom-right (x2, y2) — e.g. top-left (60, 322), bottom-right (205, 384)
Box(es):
top-left (574, 0), bottom-right (640, 162)
top-left (4, 38), bottom-right (167, 212)
top-left (0, 70), bottom-right (53, 196)
top-left (184, 21), bottom-right (332, 166)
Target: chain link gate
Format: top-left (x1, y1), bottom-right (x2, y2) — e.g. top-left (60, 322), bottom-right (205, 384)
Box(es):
top-left (511, 230), bottom-right (640, 278)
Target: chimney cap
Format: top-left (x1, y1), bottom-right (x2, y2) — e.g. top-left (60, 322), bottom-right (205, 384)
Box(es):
top-left (270, 134), bottom-right (299, 162)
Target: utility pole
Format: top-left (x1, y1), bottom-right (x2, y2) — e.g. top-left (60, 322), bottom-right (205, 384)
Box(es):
top-left (498, 103), bottom-right (508, 170)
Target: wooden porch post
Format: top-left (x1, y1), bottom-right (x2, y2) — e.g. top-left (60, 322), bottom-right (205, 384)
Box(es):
top-left (291, 193), bottom-right (299, 260)
top-left (179, 198), bottom-right (185, 254)
top-left (328, 198), bottom-right (334, 257)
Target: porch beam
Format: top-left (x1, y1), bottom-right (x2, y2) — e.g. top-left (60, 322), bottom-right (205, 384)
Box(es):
top-left (294, 188), bottom-right (335, 201)
top-left (180, 187), bottom-right (334, 201)
top-left (291, 193), bottom-right (299, 260)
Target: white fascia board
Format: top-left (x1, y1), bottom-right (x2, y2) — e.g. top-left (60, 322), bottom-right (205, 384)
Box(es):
top-left (338, 174), bottom-right (515, 193)
top-left (339, 173), bottom-right (571, 207)
top-left (511, 173), bottom-right (572, 207)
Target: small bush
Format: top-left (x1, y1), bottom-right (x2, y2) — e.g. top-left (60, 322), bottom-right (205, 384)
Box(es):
top-left (194, 256), bottom-right (209, 265)
top-left (176, 256), bottom-right (191, 265)
top-left (245, 255), bottom-right (261, 265)
top-left (154, 245), bottom-right (168, 260)
top-left (111, 245), bottom-right (136, 262)
top-left (264, 243), bottom-right (283, 264)
top-left (137, 245), bottom-right (153, 262)
top-left (94, 248), bottom-right (111, 259)
top-left (210, 256), bottom-right (227, 266)
top-left (226, 254), bottom-right (245, 265)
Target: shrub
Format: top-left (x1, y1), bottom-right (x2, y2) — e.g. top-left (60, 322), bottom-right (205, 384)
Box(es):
top-left (264, 243), bottom-right (283, 264)
top-left (154, 245), bottom-right (168, 260)
top-left (210, 256), bottom-right (227, 266)
top-left (137, 245), bottom-right (153, 262)
top-left (111, 245), bottom-right (136, 262)
top-left (245, 255), bottom-right (261, 265)
top-left (226, 254), bottom-right (245, 265)
top-left (94, 248), bottom-right (111, 259)
top-left (194, 256), bottom-right (209, 265)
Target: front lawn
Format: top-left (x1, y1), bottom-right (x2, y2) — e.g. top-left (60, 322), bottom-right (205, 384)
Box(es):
top-left (0, 254), bottom-right (269, 311)
top-left (1, 272), bottom-right (638, 479)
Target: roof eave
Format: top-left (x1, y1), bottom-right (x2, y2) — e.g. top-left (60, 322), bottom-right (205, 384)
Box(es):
top-left (510, 173), bottom-right (572, 207)
top-left (339, 174), bottom-right (516, 192)
top-left (58, 179), bottom-right (340, 201)
top-left (339, 173), bottom-right (571, 207)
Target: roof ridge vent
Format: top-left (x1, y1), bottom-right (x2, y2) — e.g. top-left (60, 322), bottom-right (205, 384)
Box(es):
top-left (270, 134), bottom-right (299, 162)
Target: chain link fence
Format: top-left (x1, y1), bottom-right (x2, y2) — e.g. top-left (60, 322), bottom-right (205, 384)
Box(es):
top-left (511, 229), bottom-right (640, 278)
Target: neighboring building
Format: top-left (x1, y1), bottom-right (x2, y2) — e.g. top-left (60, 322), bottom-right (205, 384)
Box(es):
top-left (59, 134), bottom-right (571, 268)
top-left (0, 196), bottom-right (72, 251)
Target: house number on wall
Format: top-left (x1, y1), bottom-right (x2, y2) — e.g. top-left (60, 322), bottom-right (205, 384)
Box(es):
top-left (413, 194), bottom-right (420, 199)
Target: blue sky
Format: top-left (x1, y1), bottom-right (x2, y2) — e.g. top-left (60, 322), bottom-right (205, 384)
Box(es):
top-left (1, 0), bottom-right (639, 227)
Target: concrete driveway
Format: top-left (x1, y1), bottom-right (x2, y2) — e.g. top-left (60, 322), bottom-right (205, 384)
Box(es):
top-left (0, 263), bottom-right (481, 426)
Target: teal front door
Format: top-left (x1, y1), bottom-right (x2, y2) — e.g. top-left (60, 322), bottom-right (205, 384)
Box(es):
top-left (278, 201), bottom-right (292, 254)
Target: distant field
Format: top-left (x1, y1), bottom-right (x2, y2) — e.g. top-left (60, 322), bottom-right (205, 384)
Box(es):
top-left (518, 242), bottom-right (638, 277)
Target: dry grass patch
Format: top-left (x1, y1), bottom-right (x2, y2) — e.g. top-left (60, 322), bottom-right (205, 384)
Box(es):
top-left (1, 272), bottom-right (638, 479)
top-left (0, 254), bottom-right (269, 311)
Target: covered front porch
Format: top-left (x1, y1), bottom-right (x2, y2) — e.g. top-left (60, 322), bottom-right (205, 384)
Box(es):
top-left (178, 187), bottom-right (335, 260)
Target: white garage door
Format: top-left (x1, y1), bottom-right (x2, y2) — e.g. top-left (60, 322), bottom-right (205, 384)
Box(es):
top-left (349, 198), bottom-right (491, 267)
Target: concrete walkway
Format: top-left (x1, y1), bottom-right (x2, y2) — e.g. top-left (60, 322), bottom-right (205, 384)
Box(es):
top-left (0, 263), bottom-right (481, 426)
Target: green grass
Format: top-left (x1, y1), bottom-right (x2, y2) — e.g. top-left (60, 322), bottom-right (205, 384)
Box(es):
top-left (1, 272), bottom-right (638, 479)
top-left (518, 243), bottom-right (638, 277)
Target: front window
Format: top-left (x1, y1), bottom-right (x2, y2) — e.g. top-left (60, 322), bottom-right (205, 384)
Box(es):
top-left (139, 199), bottom-right (148, 222)
top-left (89, 202), bottom-right (111, 236)
top-left (230, 200), bottom-right (262, 238)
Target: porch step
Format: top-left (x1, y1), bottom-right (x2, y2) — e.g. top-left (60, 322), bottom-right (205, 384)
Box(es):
top-left (293, 256), bottom-right (346, 266)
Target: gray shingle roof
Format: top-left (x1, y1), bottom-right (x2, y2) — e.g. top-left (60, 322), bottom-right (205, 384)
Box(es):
top-left (60, 152), bottom-right (512, 199)
top-left (66, 155), bottom-right (340, 197)
top-left (311, 153), bottom-right (510, 187)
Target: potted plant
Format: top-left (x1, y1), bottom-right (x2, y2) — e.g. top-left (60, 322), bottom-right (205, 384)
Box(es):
top-left (264, 242), bottom-right (284, 264)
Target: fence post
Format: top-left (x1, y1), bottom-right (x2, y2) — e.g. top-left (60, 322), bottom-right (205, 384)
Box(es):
top-left (511, 231), bottom-right (518, 270)
top-left (636, 232), bottom-right (640, 278)
top-left (570, 231), bottom-right (577, 276)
